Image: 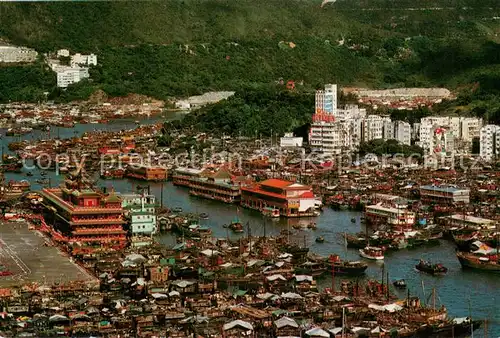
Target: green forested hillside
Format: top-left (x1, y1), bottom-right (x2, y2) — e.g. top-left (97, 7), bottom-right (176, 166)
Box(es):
top-left (0, 0), bottom-right (499, 122)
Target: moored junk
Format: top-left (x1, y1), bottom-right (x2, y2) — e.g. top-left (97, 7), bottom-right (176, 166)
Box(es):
top-left (0, 213), bottom-right (486, 338)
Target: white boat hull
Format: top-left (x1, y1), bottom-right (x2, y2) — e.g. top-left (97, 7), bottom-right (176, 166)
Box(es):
top-left (359, 249), bottom-right (384, 260)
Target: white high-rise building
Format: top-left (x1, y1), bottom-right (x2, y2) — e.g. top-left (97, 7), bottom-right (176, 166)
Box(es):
top-left (315, 84), bottom-right (337, 117)
top-left (337, 104), bottom-right (366, 121)
top-left (394, 121), bottom-right (411, 145)
top-left (309, 99), bottom-right (367, 154)
top-left (480, 125), bottom-right (500, 161)
top-left (382, 118), bottom-right (394, 140)
top-left (458, 117), bottom-right (482, 143)
top-left (419, 116), bottom-right (483, 154)
top-left (362, 115), bottom-right (385, 142)
top-left (412, 123), bottom-right (421, 142)
top-left (309, 120), bottom-right (351, 155)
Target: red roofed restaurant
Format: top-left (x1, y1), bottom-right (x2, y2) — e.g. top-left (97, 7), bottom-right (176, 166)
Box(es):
top-left (241, 178), bottom-right (320, 217)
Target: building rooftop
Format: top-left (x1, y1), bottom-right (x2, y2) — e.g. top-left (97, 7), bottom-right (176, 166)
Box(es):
top-left (260, 179), bottom-right (294, 189)
top-left (174, 167), bottom-right (203, 176)
top-left (420, 185), bottom-right (469, 193)
top-left (367, 204), bottom-right (414, 214)
top-left (449, 214), bottom-right (495, 225)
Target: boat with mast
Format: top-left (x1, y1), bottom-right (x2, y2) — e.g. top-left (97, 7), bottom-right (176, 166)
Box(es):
top-left (456, 223), bottom-right (500, 272)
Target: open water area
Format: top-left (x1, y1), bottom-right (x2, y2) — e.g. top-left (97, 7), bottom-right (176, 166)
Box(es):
top-left (1, 118), bottom-right (499, 337)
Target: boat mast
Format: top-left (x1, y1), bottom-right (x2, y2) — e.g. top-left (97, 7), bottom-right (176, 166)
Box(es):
top-left (331, 258), bottom-right (335, 293)
top-left (432, 287), bottom-right (436, 311)
top-left (341, 306), bottom-right (345, 338)
top-left (469, 296), bottom-right (474, 338)
top-left (421, 280), bottom-right (425, 307)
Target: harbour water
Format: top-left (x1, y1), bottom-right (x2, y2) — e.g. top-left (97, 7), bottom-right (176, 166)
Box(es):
top-left (1, 119), bottom-right (499, 337)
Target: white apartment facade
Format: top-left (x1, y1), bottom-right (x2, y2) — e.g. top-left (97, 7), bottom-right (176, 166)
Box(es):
top-left (55, 66), bottom-right (89, 88)
top-left (280, 133), bottom-right (303, 147)
top-left (71, 53), bottom-right (97, 67)
top-left (394, 121), bottom-right (411, 145)
top-left (121, 193), bottom-right (158, 236)
top-left (382, 118), bottom-right (394, 141)
top-left (310, 120), bottom-right (351, 154)
top-left (480, 124), bottom-right (500, 161)
top-left (418, 116), bottom-right (482, 155)
top-left (362, 115), bottom-right (387, 142)
top-left (0, 45), bottom-right (38, 63)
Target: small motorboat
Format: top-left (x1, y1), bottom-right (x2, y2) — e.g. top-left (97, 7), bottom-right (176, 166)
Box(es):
top-left (415, 260), bottom-right (448, 275)
top-left (172, 207), bottom-right (183, 213)
top-left (315, 236), bottom-right (325, 243)
top-left (40, 171), bottom-right (47, 176)
top-left (359, 246), bottom-right (384, 260)
top-left (351, 218), bottom-right (356, 223)
top-left (229, 221), bottom-right (244, 233)
top-left (262, 207), bottom-right (280, 218)
top-left (393, 279), bottom-right (407, 288)
top-left (199, 212), bottom-right (209, 220)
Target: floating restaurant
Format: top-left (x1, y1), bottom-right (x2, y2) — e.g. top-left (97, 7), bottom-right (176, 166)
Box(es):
top-left (126, 164), bottom-right (167, 181)
top-left (39, 170), bottom-right (128, 259)
top-left (188, 169), bottom-right (242, 204)
top-left (419, 184), bottom-right (470, 204)
top-left (365, 204), bottom-right (416, 229)
top-left (241, 178), bottom-right (320, 217)
top-left (444, 214), bottom-right (496, 230)
top-left (172, 167), bottom-right (204, 187)
top-left (173, 168), bottom-right (242, 204)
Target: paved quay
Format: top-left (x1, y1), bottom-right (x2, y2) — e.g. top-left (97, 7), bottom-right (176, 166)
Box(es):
top-left (0, 221), bottom-right (94, 287)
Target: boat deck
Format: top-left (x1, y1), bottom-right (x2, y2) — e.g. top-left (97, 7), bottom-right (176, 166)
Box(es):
top-left (0, 221), bottom-right (95, 287)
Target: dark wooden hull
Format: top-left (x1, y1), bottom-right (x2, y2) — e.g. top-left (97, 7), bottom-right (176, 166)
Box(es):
top-left (412, 320), bottom-right (482, 338)
top-left (415, 264), bottom-right (448, 275)
top-left (329, 263), bottom-right (368, 276)
top-left (457, 253), bottom-right (500, 272)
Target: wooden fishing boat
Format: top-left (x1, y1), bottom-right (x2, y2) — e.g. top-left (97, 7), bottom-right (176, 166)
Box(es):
top-left (415, 260), bottom-right (448, 275)
top-left (325, 255), bottom-right (368, 276)
top-left (359, 246), bottom-right (384, 260)
top-left (456, 251), bottom-right (500, 272)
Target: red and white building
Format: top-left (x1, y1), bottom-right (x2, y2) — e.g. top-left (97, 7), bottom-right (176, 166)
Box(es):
top-left (241, 179), bottom-right (320, 217)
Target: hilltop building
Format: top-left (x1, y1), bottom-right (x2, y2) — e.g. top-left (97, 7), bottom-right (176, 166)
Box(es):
top-left (0, 45), bottom-right (37, 63)
top-left (54, 66), bottom-right (90, 88)
top-left (71, 53), bottom-right (97, 67)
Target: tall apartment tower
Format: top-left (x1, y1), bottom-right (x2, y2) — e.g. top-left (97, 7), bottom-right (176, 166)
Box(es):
top-left (480, 125), bottom-right (500, 161)
top-left (315, 84), bottom-right (337, 117)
